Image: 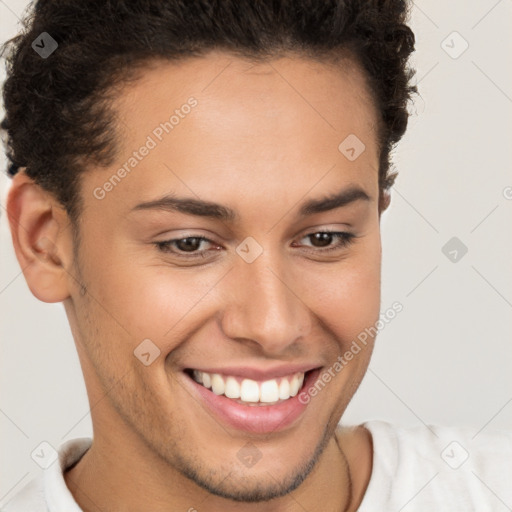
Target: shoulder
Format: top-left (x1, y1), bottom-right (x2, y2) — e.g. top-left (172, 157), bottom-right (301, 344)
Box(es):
top-left (1, 474), bottom-right (45, 512)
top-left (1, 437), bottom-right (92, 512)
top-left (363, 420), bottom-right (512, 470)
top-left (356, 420), bottom-right (512, 511)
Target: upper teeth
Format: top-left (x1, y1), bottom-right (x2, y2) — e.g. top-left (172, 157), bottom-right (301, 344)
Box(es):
top-left (192, 370), bottom-right (305, 404)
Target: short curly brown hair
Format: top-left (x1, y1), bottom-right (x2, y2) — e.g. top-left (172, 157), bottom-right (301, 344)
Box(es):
top-left (1, 0), bottom-right (417, 224)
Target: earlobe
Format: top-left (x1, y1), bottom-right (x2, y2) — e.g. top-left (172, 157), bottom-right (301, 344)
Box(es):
top-left (6, 170), bottom-right (73, 303)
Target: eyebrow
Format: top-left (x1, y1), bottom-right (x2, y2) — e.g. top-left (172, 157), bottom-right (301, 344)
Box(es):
top-left (131, 185), bottom-right (371, 222)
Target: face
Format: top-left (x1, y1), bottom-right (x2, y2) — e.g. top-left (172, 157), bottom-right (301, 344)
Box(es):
top-left (65, 51), bottom-right (383, 501)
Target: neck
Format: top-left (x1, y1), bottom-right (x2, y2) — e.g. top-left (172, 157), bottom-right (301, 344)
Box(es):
top-left (63, 422), bottom-right (371, 512)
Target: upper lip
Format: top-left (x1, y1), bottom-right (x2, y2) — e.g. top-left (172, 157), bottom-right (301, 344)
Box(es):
top-left (185, 364), bottom-right (322, 381)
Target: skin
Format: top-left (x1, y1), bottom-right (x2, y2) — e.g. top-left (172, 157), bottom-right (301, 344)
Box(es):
top-left (7, 50), bottom-right (389, 511)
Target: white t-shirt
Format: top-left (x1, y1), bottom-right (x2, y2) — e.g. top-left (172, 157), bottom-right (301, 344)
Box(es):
top-left (2, 420), bottom-right (511, 511)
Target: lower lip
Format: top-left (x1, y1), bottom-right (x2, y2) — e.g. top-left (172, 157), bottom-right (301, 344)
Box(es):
top-left (184, 369), bottom-right (321, 434)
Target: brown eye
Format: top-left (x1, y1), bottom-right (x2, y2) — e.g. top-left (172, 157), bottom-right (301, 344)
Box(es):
top-left (173, 237), bottom-right (205, 252)
top-left (308, 232), bottom-right (336, 248)
top-left (296, 231), bottom-right (356, 253)
top-left (155, 236), bottom-right (214, 258)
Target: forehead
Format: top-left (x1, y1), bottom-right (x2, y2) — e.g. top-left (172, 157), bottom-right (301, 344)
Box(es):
top-left (85, 51), bottom-right (380, 214)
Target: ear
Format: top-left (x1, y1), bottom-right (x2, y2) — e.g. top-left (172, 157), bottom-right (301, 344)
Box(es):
top-left (6, 170), bottom-right (75, 303)
top-left (378, 189), bottom-right (391, 216)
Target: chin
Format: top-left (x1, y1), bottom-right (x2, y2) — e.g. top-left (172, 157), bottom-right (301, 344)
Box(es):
top-left (167, 419), bottom-right (333, 503)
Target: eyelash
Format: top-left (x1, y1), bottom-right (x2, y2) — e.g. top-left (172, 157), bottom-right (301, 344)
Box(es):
top-left (154, 229), bottom-right (356, 260)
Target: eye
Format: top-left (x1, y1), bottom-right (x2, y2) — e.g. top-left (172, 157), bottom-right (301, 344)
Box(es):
top-left (154, 229), bottom-right (357, 260)
top-left (294, 230), bottom-right (356, 254)
top-left (155, 236), bottom-right (217, 259)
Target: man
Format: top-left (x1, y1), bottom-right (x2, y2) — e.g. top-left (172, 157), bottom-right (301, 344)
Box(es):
top-left (1, 1), bottom-right (510, 511)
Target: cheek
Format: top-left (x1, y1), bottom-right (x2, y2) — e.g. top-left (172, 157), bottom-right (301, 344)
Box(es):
top-left (79, 227), bottom-right (381, 359)
top-left (84, 254), bottom-right (224, 356)
top-left (305, 240), bottom-right (382, 341)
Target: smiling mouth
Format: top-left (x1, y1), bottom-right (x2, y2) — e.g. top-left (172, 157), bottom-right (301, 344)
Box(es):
top-left (184, 369), bottom-right (313, 406)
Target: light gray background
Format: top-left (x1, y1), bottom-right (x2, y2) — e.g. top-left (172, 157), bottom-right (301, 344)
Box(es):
top-left (1, 0), bottom-right (511, 506)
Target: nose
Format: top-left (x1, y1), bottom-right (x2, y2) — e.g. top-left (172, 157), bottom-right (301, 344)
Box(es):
top-left (220, 251), bottom-right (312, 354)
